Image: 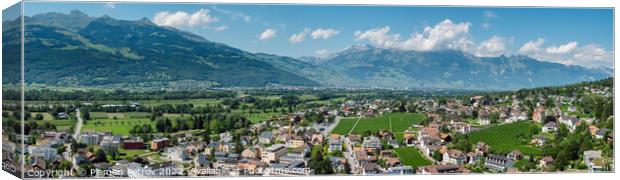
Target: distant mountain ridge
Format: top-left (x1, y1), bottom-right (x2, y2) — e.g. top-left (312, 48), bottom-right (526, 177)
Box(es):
top-left (307, 45), bottom-right (612, 90)
top-left (1, 11), bottom-right (612, 90)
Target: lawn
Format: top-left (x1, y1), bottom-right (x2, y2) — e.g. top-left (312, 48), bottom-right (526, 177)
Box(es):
top-left (331, 113), bottom-right (425, 134)
top-left (119, 148), bottom-right (150, 158)
top-left (30, 112), bottom-right (54, 120)
top-left (245, 112), bottom-right (280, 123)
top-left (125, 112), bottom-right (151, 118)
top-left (83, 118), bottom-right (153, 136)
top-left (90, 112), bottom-right (110, 119)
top-left (394, 147), bottom-right (432, 167)
top-left (331, 117), bottom-right (359, 135)
top-left (468, 121), bottom-right (542, 155)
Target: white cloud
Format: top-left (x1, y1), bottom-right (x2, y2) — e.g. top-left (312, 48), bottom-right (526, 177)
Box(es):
top-left (518, 38), bottom-right (545, 54)
top-left (475, 36), bottom-right (508, 57)
top-left (315, 49), bottom-right (329, 57)
top-left (259, 28), bottom-right (277, 40)
top-left (311, 28), bottom-right (340, 39)
top-left (518, 39), bottom-right (613, 68)
top-left (354, 19), bottom-right (471, 51)
top-left (354, 26), bottom-right (400, 48)
top-left (213, 25), bottom-right (228, 31)
top-left (211, 6), bottom-right (251, 22)
top-left (104, 2), bottom-right (116, 9)
top-left (545, 41), bottom-right (578, 54)
top-left (289, 28), bottom-right (310, 44)
top-left (153, 9), bottom-right (219, 29)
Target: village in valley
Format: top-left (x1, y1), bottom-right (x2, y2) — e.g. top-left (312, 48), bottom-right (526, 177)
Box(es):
top-left (1, 78), bottom-right (614, 177)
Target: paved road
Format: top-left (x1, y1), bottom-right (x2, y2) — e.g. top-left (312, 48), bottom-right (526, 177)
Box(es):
top-left (322, 116), bottom-right (342, 136)
top-left (343, 139), bottom-right (357, 174)
top-left (73, 108), bottom-right (84, 141)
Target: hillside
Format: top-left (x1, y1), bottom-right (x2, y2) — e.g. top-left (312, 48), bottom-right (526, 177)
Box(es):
top-left (3, 11), bottom-right (318, 88)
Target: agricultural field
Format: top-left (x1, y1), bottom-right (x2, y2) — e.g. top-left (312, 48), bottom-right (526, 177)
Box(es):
top-left (331, 113), bottom-right (425, 134)
top-left (83, 118), bottom-right (153, 136)
top-left (138, 98), bottom-right (222, 107)
top-left (36, 119), bottom-right (75, 130)
top-left (394, 146), bottom-right (432, 167)
top-left (30, 112), bottom-right (54, 120)
top-left (468, 121), bottom-right (542, 155)
top-left (308, 97), bottom-right (346, 105)
top-left (245, 112), bottom-right (280, 123)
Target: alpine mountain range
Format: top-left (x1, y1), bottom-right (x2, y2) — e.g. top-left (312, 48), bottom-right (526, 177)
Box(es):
top-left (2, 10), bottom-right (613, 91)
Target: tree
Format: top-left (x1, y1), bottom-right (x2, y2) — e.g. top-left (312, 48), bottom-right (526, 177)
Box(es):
top-left (83, 111), bottom-right (91, 120)
top-left (95, 149), bottom-right (108, 163)
top-left (34, 113), bottom-right (44, 120)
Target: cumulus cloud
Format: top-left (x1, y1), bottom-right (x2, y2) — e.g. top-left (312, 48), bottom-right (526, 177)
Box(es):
top-left (545, 41), bottom-right (578, 54)
top-left (518, 38), bottom-right (545, 54)
top-left (259, 28), bottom-right (277, 40)
top-left (354, 19), bottom-right (471, 51)
top-left (315, 49), bottom-right (329, 57)
top-left (289, 28), bottom-right (310, 44)
top-left (518, 39), bottom-right (613, 68)
top-left (311, 28), bottom-right (340, 39)
top-left (475, 36), bottom-right (508, 57)
top-left (153, 9), bottom-right (219, 29)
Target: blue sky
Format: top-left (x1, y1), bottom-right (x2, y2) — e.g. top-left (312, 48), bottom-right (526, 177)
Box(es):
top-left (20, 2), bottom-right (614, 68)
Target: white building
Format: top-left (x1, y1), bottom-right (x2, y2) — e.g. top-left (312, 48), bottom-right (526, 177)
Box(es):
top-left (166, 147), bottom-right (189, 161)
top-left (81, 132), bottom-right (101, 145)
top-left (29, 146), bottom-right (57, 161)
top-left (261, 144), bottom-right (287, 163)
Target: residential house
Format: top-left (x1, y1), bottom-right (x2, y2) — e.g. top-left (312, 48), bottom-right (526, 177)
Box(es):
top-left (151, 138), bottom-right (170, 151)
top-left (328, 138), bottom-right (343, 153)
top-left (387, 166), bottom-right (414, 175)
top-left (559, 116), bottom-right (581, 131)
top-left (542, 121), bottom-right (558, 133)
top-left (166, 147), bottom-right (189, 161)
top-left (442, 149), bottom-right (467, 165)
top-left (194, 154), bottom-right (210, 168)
top-left (539, 156), bottom-right (554, 168)
top-left (584, 150), bottom-right (606, 172)
top-left (485, 154), bottom-right (514, 172)
top-left (259, 132), bottom-right (273, 144)
top-left (416, 164), bottom-right (471, 174)
top-left (362, 136), bottom-right (382, 149)
top-left (507, 150), bottom-right (522, 160)
top-left (348, 134), bottom-right (361, 144)
top-left (287, 135), bottom-right (305, 148)
top-left (310, 134), bottom-right (324, 145)
top-left (403, 130), bottom-right (415, 146)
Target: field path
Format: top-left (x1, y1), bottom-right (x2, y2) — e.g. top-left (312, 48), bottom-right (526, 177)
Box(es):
top-left (347, 116), bottom-right (362, 134)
